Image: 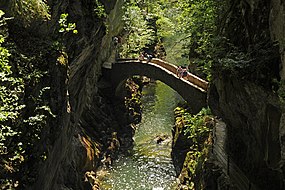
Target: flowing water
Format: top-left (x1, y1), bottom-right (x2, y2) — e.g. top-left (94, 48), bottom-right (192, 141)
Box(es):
top-left (100, 81), bottom-right (183, 190)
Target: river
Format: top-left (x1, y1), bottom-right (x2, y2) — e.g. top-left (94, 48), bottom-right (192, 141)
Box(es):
top-left (100, 80), bottom-right (183, 190)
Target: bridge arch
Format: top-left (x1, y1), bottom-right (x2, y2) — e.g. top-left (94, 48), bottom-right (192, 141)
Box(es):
top-left (102, 58), bottom-right (208, 113)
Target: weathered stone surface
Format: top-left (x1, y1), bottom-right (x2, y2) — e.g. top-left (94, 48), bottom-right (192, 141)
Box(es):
top-left (32, 1), bottom-right (128, 190)
top-left (171, 124), bottom-right (193, 175)
top-left (208, 76), bottom-right (284, 190)
top-left (270, 0), bottom-right (285, 79)
top-left (208, 0), bottom-right (285, 188)
top-left (104, 61), bottom-right (207, 113)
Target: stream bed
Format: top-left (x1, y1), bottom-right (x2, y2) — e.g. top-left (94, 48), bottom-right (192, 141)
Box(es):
top-left (100, 81), bottom-right (183, 190)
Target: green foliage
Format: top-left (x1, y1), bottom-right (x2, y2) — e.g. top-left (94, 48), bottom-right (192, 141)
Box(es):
top-left (121, 0), bottom-right (222, 79)
top-left (170, 0), bottom-right (221, 79)
top-left (156, 16), bottom-right (175, 39)
top-left (0, 38), bottom-right (10, 73)
top-left (0, 29), bottom-right (26, 188)
top-left (0, 34), bottom-right (24, 146)
top-left (182, 144), bottom-right (209, 189)
top-left (58, 13), bottom-right (78, 34)
top-left (93, 0), bottom-right (106, 18)
top-left (0, 9), bottom-right (59, 188)
top-left (7, 0), bottom-right (50, 26)
top-left (120, 2), bottom-right (156, 57)
top-left (174, 106), bottom-right (214, 189)
top-left (175, 107), bottom-right (212, 144)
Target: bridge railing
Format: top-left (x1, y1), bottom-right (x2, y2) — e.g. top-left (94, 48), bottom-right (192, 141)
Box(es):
top-left (150, 58), bottom-right (209, 91)
top-left (116, 58), bottom-right (138, 61)
top-left (116, 58), bottom-right (209, 91)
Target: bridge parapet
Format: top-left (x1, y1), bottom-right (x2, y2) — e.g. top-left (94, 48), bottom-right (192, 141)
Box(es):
top-left (150, 58), bottom-right (208, 90)
top-left (116, 58), bottom-right (208, 91)
top-left (103, 58), bottom-right (208, 113)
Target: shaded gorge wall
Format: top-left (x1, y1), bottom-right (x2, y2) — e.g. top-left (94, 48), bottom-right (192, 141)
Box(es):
top-left (31, 0), bottom-right (131, 189)
top-left (208, 0), bottom-right (285, 189)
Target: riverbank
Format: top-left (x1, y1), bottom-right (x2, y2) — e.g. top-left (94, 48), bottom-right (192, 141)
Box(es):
top-left (99, 81), bottom-right (181, 189)
top-left (172, 106), bottom-right (227, 189)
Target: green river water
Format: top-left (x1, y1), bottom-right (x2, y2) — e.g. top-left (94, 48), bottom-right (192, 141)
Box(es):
top-left (101, 81), bottom-right (183, 190)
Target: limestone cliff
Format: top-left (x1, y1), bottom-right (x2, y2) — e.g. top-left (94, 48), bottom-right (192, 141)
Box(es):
top-left (209, 77), bottom-right (283, 189)
top-left (270, 0), bottom-right (285, 80)
top-left (208, 0), bottom-right (285, 189)
top-left (31, 0), bottom-right (130, 189)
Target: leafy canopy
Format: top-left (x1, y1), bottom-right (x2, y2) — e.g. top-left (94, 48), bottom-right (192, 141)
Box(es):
top-left (121, 0), bottom-right (221, 79)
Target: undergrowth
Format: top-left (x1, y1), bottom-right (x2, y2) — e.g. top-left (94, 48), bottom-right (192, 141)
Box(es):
top-left (174, 106), bottom-right (215, 189)
top-left (0, 7), bottom-right (64, 189)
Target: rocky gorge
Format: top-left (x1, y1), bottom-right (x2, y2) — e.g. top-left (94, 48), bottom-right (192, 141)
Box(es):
top-left (1, 0), bottom-right (285, 189)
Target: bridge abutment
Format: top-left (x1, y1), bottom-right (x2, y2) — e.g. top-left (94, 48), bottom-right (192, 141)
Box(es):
top-left (101, 59), bottom-right (208, 113)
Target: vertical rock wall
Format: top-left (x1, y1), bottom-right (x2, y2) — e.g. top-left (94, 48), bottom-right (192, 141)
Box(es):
top-left (32, 0), bottom-right (129, 189)
top-left (270, 0), bottom-right (285, 79)
top-left (209, 77), bottom-right (283, 189)
top-left (209, 0), bottom-right (285, 189)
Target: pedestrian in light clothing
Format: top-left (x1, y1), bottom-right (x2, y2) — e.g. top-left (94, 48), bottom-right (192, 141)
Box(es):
top-left (176, 66), bottom-right (183, 78)
top-left (138, 52), bottom-right (145, 62)
top-left (113, 36), bottom-right (119, 47)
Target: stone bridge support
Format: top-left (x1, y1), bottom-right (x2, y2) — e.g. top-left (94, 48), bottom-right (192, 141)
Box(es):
top-left (102, 61), bottom-right (207, 113)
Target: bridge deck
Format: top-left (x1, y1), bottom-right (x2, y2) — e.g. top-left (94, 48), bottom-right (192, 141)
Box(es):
top-left (116, 58), bottom-right (208, 91)
top-left (104, 58), bottom-right (208, 113)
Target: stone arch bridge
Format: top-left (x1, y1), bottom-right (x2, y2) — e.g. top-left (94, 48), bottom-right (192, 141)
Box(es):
top-left (102, 58), bottom-right (209, 113)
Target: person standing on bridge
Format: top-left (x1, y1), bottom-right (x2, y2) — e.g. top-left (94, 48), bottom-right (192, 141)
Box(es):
top-left (112, 36), bottom-right (119, 47)
top-left (145, 53), bottom-right (153, 63)
top-left (181, 66), bottom-right (188, 78)
top-left (138, 52), bottom-right (145, 62)
top-left (113, 36), bottom-right (121, 61)
top-left (176, 66), bottom-right (183, 78)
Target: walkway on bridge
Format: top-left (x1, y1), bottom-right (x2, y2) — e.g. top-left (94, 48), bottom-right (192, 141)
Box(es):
top-left (115, 58), bottom-right (209, 92)
top-left (103, 57), bottom-right (260, 189)
top-left (102, 57), bottom-right (209, 113)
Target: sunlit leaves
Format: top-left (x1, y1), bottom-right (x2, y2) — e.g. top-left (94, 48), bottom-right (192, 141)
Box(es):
top-left (126, 0), bottom-right (220, 78)
top-left (0, 33), bottom-right (26, 180)
top-left (0, 35), bottom-right (24, 125)
top-left (121, 3), bottom-right (155, 57)
top-left (175, 107), bottom-right (212, 144)
top-left (0, 38), bottom-right (11, 74)
top-left (175, 106), bottom-right (213, 188)
top-left (168, 0), bottom-right (219, 77)
top-left (7, 0), bottom-right (50, 26)
top-left (93, 0), bottom-right (106, 18)
top-left (58, 13), bottom-right (78, 34)
top-left (156, 16), bottom-right (175, 38)
top-left (0, 9), bottom-right (56, 187)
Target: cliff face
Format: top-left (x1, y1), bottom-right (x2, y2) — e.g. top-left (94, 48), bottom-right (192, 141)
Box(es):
top-left (31, 0), bottom-right (129, 189)
top-left (3, 0), bottom-right (284, 189)
top-left (208, 0), bottom-right (285, 189)
top-left (270, 0), bottom-right (285, 79)
top-left (209, 77), bottom-right (283, 189)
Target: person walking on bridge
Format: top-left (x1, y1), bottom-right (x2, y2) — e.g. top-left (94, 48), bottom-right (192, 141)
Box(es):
top-left (181, 66), bottom-right (188, 78)
top-left (176, 66), bottom-right (183, 78)
top-left (145, 53), bottom-right (153, 63)
top-left (138, 52), bottom-right (145, 62)
top-left (113, 36), bottom-right (120, 61)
